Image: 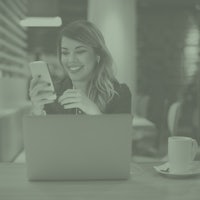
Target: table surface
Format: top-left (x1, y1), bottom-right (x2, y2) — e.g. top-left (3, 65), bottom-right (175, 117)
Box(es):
top-left (0, 161), bottom-right (200, 200)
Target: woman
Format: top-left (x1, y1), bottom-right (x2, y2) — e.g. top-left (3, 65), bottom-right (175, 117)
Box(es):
top-left (29, 20), bottom-right (131, 115)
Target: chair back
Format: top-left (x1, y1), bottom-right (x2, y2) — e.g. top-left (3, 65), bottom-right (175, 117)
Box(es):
top-left (167, 102), bottom-right (181, 136)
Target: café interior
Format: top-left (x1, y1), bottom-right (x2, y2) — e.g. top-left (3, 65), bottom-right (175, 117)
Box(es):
top-left (0, 0), bottom-right (200, 199)
top-left (0, 0), bottom-right (199, 162)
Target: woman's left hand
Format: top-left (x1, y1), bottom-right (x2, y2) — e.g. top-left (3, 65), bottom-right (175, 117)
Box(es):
top-left (58, 89), bottom-right (102, 115)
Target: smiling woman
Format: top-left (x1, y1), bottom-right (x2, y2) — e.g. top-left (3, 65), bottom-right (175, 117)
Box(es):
top-left (60, 37), bottom-right (98, 84)
top-left (29, 20), bottom-right (132, 115)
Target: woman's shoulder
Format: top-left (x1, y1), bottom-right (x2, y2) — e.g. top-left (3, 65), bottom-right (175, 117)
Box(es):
top-left (104, 81), bottom-right (131, 113)
top-left (113, 81), bottom-right (131, 96)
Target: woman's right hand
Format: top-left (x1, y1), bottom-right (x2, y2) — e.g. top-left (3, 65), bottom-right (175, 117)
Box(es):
top-left (29, 76), bottom-right (56, 115)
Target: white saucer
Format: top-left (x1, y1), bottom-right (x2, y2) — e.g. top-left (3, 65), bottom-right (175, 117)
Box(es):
top-left (154, 161), bottom-right (200, 178)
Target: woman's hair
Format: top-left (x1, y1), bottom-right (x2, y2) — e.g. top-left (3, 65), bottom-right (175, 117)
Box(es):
top-left (57, 20), bottom-right (118, 112)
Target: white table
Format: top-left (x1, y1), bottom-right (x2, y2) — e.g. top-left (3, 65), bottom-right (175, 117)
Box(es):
top-left (0, 161), bottom-right (200, 200)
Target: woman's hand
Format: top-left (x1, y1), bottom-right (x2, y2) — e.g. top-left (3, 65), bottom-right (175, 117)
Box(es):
top-left (29, 76), bottom-right (56, 115)
top-left (58, 89), bottom-right (101, 115)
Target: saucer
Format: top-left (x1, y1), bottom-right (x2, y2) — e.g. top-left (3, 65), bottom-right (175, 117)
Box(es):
top-left (154, 161), bottom-right (200, 178)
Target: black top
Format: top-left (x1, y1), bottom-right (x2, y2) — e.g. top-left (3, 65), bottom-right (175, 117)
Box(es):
top-left (44, 77), bottom-right (132, 114)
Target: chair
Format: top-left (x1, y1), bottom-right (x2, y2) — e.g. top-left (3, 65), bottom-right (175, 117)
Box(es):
top-left (134, 95), bottom-right (150, 118)
top-left (167, 101), bottom-right (181, 136)
top-left (132, 116), bottom-right (158, 158)
top-left (160, 101), bottom-right (182, 161)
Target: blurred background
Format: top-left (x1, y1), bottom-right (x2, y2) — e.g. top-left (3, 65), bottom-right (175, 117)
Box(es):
top-left (0, 0), bottom-right (200, 162)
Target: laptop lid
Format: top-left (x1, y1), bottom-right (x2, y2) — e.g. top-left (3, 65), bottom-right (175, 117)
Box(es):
top-left (23, 114), bottom-right (132, 181)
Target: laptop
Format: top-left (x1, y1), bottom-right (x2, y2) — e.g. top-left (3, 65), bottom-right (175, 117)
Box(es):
top-left (23, 114), bottom-right (132, 181)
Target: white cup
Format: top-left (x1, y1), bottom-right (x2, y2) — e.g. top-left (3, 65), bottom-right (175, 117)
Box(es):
top-left (168, 136), bottom-right (198, 173)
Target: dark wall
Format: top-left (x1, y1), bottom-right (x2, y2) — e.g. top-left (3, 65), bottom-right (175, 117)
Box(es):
top-left (136, 2), bottom-right (196, 129)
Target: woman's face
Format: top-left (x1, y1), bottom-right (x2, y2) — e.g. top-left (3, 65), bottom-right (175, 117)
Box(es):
top-left (60, 36), bottom-right (98, 82)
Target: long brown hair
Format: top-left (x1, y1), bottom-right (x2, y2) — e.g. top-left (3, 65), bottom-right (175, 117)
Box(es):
top-left (57, 20), bottom-right (118, 112)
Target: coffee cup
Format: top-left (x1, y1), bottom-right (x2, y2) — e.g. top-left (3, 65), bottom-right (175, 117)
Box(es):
top-left (168, 136), bottom-right (198, 173)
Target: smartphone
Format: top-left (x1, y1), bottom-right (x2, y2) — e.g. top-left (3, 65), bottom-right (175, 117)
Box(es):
top-left (29, 61), bottom-right (57, 100)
